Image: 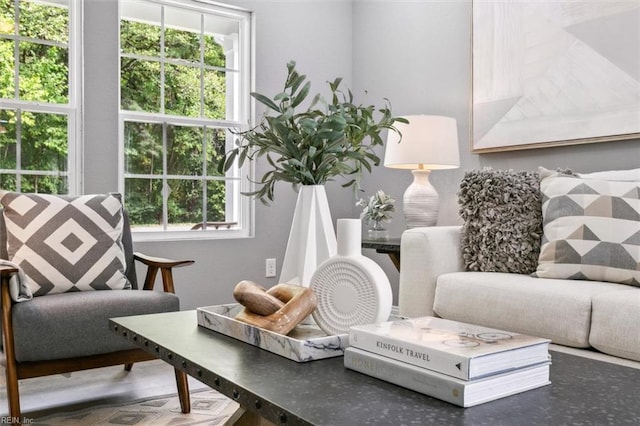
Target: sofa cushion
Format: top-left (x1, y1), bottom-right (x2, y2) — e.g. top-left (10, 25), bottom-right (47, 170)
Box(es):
top-left (457, 168), bottom-right (542, 274)
top-left (0, 192), bottom-right (131, 296)
top-left (535, 168), bottom-right (640, 286)
top-left (590, 290), bottom-right (640, 362)
top-left (433, 272), bottom-right (627, 347)
top-left (12, 290), bottom-right (179, 362)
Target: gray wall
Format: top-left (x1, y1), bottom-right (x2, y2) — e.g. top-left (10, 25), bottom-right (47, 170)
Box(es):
top-left (83, 0), bottom-right (639, 310)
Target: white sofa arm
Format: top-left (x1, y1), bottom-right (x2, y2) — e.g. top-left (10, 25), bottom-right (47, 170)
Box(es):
top-left (398, 226), bottom-right (464, 318)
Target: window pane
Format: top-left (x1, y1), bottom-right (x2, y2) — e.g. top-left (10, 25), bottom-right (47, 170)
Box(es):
top-left (204, 14), bottom-right (238, 68)
top-left (19, 41), bottom-right (68, 103)
top-left (125, 177), bottom-right (162, 227)
top-left (168, 178), bottom-right (202, 226)
top-left (204, 69), bottom-right (226, 119)
top-left (164, 7), bottom-right (200, 63)
top-left (124, 121), bottom-right (162, 175)
top-left (164, 63), bottom-right (200, 117)
top-left (121, 58), bottom-right (160, 112)
top-left (167, 124), bottom-right (202, 176)
top-left (165, 27), bottom-right (200, 63)
top-left (0, 0), bottom-right (15, 35)
top-left (0, 174), bottom-right (16, 190)
top-left (205, 127), bottom-right (227, 176)
top-left (120, 0), bottom-right (161, 56)
top-left (19, 0), bottom-right (68, 44)
top-left (21, 174), bottom-right (67, 194)
top-left (203, 33), bottom-right (225, 68)
top-left (0, 39), bottom-right (15, 98)
top-left (121, 20), bottom-right (160, 57)
top-left (0, 109), bottom-right (16, 168)
top-left (206, 180), bottom-right (225, 222)
top-left (21, 111), bottom-right (67, 172)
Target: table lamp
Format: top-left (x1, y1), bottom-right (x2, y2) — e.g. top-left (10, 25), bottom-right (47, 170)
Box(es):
top-left (384, 115), bottom-right (460, 228)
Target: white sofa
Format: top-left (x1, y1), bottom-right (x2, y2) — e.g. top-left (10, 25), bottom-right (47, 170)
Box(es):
top-left (398, 226), bottom-right (640, 363)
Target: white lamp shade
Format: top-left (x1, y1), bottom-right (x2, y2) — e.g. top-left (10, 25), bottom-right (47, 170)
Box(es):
top-left (384, 115), bottom-right (460, 170)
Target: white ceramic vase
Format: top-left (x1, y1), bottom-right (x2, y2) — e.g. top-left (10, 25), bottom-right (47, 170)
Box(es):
top-left (310, 218), bottom-right (392, 335)
top-left (279, 185), bottom-right (337, 287)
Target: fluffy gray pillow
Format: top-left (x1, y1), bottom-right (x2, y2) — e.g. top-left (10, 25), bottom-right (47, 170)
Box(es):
top-left (458, 168), bottom-right (542, 274)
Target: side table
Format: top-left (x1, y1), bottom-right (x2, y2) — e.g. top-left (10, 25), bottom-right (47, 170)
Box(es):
top-left (362, 237), bottom-right (400, 271)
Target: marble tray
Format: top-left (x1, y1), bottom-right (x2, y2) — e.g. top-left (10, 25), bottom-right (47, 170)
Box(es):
top-left (196, 304), bottom-right (347, 362)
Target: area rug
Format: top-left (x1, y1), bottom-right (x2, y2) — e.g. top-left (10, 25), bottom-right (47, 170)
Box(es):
top-left (33, 389), bottom-right (240, 426)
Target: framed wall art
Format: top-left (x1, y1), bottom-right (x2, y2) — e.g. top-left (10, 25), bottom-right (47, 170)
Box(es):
top-left (471, 1), bottom-right (640, 153)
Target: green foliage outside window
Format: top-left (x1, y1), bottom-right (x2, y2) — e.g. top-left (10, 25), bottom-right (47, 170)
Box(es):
top-left (0, 0), bottom-right (231, 229)
top-left (120, 12), bottom-right (229, 228)
top-left (0, 0), bottom-right (69, 194)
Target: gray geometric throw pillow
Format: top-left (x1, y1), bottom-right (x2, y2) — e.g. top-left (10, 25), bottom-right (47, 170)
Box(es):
top-left (0, 192), bottom-right (131, 297)
top-left (535, 168), bottom-right (640, 286)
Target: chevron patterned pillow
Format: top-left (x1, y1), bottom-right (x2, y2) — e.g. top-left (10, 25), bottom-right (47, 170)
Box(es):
top-left (535, 168), bottom-right (640, 287)
top-left (0, 192), bottom-right (131, 297)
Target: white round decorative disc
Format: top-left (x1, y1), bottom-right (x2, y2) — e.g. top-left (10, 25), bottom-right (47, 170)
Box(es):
top-left (310, 256), bottom-right (392, 335)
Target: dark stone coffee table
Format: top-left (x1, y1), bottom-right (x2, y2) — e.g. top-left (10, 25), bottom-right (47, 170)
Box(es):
top-left (111, 310), bottom-right (640, 425)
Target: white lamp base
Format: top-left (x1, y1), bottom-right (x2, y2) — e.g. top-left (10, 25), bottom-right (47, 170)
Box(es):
top-left (403, 169), bottom-right (439, 228)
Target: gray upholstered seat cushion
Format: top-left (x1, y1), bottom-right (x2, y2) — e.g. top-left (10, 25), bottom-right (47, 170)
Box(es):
top-left (590, 290), bottom-right (640, 362)
top-left (433, 272), bottom-right (628, 348)
top-left (12, 290), bottom-right (179, 362)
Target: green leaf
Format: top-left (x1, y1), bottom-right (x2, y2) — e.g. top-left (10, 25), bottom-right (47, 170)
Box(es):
top-left (217, 61), bottom-right (403, 204)
top-left (291, 81), bottom-right (311, 108)
top-left (290, 73), bottom-right (307, 94)
top-left (251, 92), bottom-right (281, 112)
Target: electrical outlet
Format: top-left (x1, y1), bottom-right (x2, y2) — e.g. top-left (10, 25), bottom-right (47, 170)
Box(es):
top-left (265, 258), bottom-right (277, 278)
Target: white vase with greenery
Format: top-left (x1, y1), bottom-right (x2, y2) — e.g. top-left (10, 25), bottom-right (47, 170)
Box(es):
top-left (221, 61), bottom-right (406, 285)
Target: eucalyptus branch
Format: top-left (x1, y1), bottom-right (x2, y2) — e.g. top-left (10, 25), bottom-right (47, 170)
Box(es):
top-left (220, 60), bottom-right (407, 204)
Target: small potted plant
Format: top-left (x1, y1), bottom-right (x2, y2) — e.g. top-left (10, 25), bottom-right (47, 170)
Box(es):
top-left (357, 190), bottom-right (395, 240)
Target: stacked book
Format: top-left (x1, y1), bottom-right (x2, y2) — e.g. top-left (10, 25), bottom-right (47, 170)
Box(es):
top-left (345, 316), bottom-right (551, 407)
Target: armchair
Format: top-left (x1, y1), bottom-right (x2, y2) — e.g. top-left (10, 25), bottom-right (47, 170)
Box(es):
top-left (0, 192), bottom-right (194, 420)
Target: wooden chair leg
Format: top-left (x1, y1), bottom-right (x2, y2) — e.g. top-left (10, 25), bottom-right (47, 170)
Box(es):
top-left (174, 369), bottom-right (190, 413)
top-left (2, 278), bottom-right (21, 421)
top-left (5, 362), bottom-right (21, 421)
top-left (124, 363), bottom-right (134, 371)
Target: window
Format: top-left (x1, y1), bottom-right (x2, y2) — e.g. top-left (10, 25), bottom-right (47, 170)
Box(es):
top-left (0, 0), bottom-right (80, 194)
top-left (119, 0), bottom-right (252, 240)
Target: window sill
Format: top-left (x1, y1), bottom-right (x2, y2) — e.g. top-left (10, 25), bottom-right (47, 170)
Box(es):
top-left (132, 227), bottom-right (252, 242)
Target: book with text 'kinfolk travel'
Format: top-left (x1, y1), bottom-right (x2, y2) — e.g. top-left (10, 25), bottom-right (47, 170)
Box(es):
top-left (344, 347), bottom-right (551, 407)
top-left (348, 317), bottom-right (550, 380)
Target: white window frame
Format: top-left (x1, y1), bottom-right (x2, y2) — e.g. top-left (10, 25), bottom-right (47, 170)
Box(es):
top-left (0, 0), bottom-right (82, 194)
top-left (118, 0), bottom-right (254, 242)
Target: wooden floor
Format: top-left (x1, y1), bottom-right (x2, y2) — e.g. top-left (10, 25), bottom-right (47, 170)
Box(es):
top-left (0, 359), bottom-right (210, 419)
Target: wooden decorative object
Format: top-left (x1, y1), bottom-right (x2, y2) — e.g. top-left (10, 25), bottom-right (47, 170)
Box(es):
top-left (233, 280), bottom-right (284, 316)
top-left (233, 281), bottom-right (317, 335)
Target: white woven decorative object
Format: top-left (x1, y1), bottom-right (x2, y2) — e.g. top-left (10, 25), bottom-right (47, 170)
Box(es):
top-left (310, 219), bottom-right (392, 335)
top-left (280, 185), bottom-right (337, 286)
